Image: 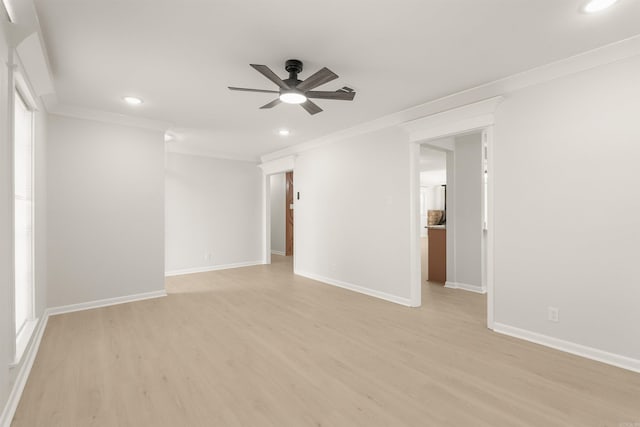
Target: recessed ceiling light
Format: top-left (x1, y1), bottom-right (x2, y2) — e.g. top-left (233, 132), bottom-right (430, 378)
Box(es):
top-left (279, 129), bottom-right (290, 136)
top-left (123, 96), bottom-right (143, 105)
top-left (582, 0), bottom-right (619, 13)
top-left (279, 91), bottom-right (307, 105)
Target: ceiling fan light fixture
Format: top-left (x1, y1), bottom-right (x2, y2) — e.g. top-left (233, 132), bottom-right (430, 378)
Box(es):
top-left (279, 91), bottom-right (307, 105)
top-left (229, 60), bottom-right (354, 115)
top-left (582, 0), bottom-right (619, 13)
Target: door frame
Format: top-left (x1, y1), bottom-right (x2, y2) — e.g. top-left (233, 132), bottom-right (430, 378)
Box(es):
top-left (259, 155), bottom-right (296, 268)
top-left (285, 171), bottom-right (294, 256)
top-left (403, 97), bottom-right (501, 329)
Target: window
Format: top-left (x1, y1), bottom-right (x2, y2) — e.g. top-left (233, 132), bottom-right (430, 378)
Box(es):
top-left (13, 86), bottom-right (36, 362)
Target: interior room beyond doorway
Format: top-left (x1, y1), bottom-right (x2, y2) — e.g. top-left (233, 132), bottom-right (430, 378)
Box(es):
top-left (269, 172), bottom-right (294, 265)
top-left (419, 131), bottom-right (488, 314)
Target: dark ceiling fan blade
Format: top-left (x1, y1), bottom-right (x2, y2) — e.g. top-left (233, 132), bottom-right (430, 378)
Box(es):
top-left (296, 67), bottom-right (338, 92)
top-left (260, 98), bottom-right (282, 109)
top-left (306, 90), bottom-right (356, 101)
top-left (228, 87), bottom-right (279, 94)
top-left (250, 64), bottom-right (290, 90)
top-left (300, 100), bottom-right (323, 115)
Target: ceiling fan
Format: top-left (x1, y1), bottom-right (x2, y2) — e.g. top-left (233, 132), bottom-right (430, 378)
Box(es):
top-left (228, 59), bottom-right (356, 115)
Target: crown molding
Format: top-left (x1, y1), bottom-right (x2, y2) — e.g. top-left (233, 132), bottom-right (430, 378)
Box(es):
top-left (166, 144), bottom-right (259, 163)
top-left (261, 33), bottom-right (640, 163)
top-left (16, 33), bottom-right (54, 96)
top-left (48, 102), bottom-right (171, 132)
top-left (48, 100), bottom-right (259, 162)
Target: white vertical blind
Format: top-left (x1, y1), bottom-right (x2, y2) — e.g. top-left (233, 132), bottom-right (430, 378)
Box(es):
top-left (14, 89), bottom-right (34, 337)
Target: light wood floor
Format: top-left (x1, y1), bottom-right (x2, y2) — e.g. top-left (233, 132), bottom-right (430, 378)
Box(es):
top-left (13, 256), bottom-right (640, 426)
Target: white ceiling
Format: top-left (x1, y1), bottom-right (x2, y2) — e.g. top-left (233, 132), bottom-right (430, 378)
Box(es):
top-left (34, 0), bottom-right (640, 160)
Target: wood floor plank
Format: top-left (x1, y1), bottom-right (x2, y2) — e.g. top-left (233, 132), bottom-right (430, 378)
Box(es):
top-left (12, 256), bottom-right (640, 426)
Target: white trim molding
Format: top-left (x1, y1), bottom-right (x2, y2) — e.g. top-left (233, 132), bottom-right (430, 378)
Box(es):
top-left (15, 33), bottom-right (54, 97)
top-left (296, 270), bottom-right (412, 307)
top-left (271, 250), bottom-right (286, 256)
top-left (165, 144), bottom-right (259, 163)
top-left (11, 319), bottom-right (38, 367)
top-left (400, 97), bottom-right (503, 143)
top-left (444, 281), bottom-right (487, 294)
top-left (47, 290), bottom-right (167, 316)
top-left (493, 323), bottom-right (640, 374)
top-left (47, 103), bottom-right (171, 132)
top-left (0, 316), bottom-right (48, 427)
top-left (258, 155), bottom-right (295, 176)
top-left (165, 261), bottom-right (264, 277)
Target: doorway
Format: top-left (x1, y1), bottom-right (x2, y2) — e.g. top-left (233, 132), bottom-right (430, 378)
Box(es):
top-left (268, 171), bottom-right (294, 269)
top-left (419, 146), bottom-right (448, 285)
top-left (411, 127), bottom-right (494, 329)
top-left (420, 132), bottom-right (488, 315)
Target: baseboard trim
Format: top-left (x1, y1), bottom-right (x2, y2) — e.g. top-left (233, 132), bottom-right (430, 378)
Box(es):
top-left (295, 270), bottom-right (412, 307)
top-left (0, 314), bottom-right (48, 427)
top-left (47, 290), bottom-right (168, 316)
top-left (165, 261), bottom-right (264, 277)
top-left (445, 281), bottom-right (487, 294)
top-left (270, 250), bottom-right (286, 256)
top-left (493, 322), bottom-right (640, 374)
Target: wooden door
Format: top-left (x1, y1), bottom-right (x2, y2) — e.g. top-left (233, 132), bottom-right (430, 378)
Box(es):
top-left (285, 172), bottom-right (294, 256)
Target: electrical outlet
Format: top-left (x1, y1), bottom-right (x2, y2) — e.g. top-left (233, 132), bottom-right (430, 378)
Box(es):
top-left (548, 307), bottom-right (559, 322)
top-left (204, 252), bottom-right (213, 262)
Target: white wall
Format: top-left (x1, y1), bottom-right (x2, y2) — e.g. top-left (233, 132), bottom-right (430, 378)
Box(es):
top-left (294, 127), bottom-right (412, 304)
top-left (270, 173), bottom-right (286, 254)
top-left (494, 54), bottom-right (640, 360)
top-left (451, 133), bottom-right (483, 288)
top-left (420, 186), bottom-right (445, 237)
top-left (47, 115), bottom-right (165, 307)
top-left (165, 153), bottom-right (262, 273)
top-left (423, 186), bottom-right (445, 211)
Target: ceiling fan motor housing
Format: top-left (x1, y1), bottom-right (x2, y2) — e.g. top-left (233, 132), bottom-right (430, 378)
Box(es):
top-left (284, 59), bottom-right (303, 87)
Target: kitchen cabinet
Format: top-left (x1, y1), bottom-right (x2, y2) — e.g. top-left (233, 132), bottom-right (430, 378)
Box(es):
top-left (428, 227), bottom-right (446, 283)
